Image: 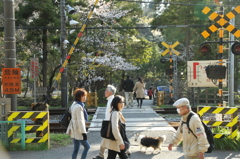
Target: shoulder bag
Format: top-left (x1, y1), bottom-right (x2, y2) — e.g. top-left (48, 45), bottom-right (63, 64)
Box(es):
top-left (59, 107), bottom-right (71, 128)
top-left (101, 112), bottom-right (120, 140)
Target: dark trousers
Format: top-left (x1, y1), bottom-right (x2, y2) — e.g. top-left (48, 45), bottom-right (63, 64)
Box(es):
top-left (107, 149), bottom-right (128, 159)
top-left (136, 98), bottom-right (143, 107)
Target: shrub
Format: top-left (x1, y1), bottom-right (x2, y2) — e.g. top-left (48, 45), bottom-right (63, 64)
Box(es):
top-left (48, 97), bottom-right (61, 107)
top-left (97, 88), bottom-right (106, 106)
top-left (17, 97), bottom-right (34, 107)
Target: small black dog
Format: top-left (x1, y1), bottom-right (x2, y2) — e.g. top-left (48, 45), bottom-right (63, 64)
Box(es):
top-left (135, 133), bottom-right (166, 153)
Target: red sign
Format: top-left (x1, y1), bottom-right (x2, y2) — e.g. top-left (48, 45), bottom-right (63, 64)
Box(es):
top-left (30, 58), bottom-right (39, 79)
top-left (2, 68), bottom-right (21, 94)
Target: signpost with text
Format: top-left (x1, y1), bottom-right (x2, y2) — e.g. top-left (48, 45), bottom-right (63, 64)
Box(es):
top-left (2, 68), bottom-right (21, 94)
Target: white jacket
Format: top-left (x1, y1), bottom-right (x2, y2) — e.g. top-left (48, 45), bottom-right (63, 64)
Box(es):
top-left (101, 111), bottom-right (125, 152)
top-left (105, 95), bottom-right (114, 120)
top-left (170, 111), bottom-right (209, 156)
top-left (66, 101), bottom-right (87, 140)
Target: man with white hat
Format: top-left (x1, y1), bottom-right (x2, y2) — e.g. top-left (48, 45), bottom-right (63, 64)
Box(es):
top-left (168, 98), bottom-right (209, 159)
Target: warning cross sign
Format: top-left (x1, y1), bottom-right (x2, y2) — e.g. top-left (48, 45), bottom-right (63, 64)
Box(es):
top-left (2, 68), bottom-right (21, 94)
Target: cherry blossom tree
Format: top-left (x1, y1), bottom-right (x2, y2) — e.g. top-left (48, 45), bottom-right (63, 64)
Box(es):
top-left (67, 0), bottom-right (143, 89)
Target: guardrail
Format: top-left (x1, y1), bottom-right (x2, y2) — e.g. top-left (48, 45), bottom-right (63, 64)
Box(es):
top-left (0, 121), bottom-right (26, 149)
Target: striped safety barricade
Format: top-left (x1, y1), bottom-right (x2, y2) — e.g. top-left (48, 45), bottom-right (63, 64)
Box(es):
top-left (7, 111), bottom-right (49, 148)
top-left (197, 106), bottom-right (238, 139)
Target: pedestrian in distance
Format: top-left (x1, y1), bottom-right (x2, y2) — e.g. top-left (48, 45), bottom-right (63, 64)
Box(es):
top-left (93, 85), bottom-right (116, 159)
top-left (66, 88), bottom-right (90, 159)
top-left (168, 98), bottom-right (209, 159)
top-left (101, 95), bottom-right (129, 159)
top-left (122, 75), bottom-right (135, 108)
top-left (147, 87), bottom-right (153, 100)
top-left (133, 77), bottom-right (145, 108)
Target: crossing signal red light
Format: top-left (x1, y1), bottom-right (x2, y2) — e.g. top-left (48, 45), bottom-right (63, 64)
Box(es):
top-left (198, 43), bottom-right (212, 56)
top-left (231, 42), bottom-right (240, 55)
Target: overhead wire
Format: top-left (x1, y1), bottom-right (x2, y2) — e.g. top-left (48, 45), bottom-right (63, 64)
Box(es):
top-left (11, 0), bottom-right (236, 7)
top-left (115, 0), bottom-right (236, 7)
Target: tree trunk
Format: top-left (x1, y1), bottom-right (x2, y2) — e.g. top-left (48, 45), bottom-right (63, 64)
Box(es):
top-left (23, 66), bottom-right (30, 98)
top-left (42, 29), bottom-right (48, 87)
top-left (119, 71), bottom-right (125, 92)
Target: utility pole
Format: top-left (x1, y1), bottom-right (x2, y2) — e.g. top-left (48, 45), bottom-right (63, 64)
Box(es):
top-left (4, 0), bottom-right (17, 111)
top-left (60, 0), bottom-right (68, 108)
top-left (229, 12), bottom-right (235, 106)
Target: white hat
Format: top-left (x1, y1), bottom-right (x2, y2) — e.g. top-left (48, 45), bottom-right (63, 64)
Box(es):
top-left (173, 98), bottom-right (190, 107)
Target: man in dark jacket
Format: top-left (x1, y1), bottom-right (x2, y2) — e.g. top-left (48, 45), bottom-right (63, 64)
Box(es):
top-left (123, 75), bottom-right (135, 108)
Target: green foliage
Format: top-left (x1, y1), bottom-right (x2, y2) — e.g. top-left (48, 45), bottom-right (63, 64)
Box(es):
top-left (6, 142), bottom-right (48, 151)
top-left (48, 97), bottom-right (61, 107)
top-left (97, 88), bottom-right (107, 106)
top-left (6, 133), bottom-right (71, 151)
top-left (17, 97), bottom-right (34, 107)
top-left (17, 97), bottom-right (61, 108)
top-left (213, 127), bottom-right (240, 151)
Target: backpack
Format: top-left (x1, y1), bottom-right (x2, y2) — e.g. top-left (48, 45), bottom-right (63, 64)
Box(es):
top-left (182, 112), bottom-right (214, 153)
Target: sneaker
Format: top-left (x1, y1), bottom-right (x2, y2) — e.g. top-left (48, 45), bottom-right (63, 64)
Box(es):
top-left (93, 156), bottom-right (104, 159)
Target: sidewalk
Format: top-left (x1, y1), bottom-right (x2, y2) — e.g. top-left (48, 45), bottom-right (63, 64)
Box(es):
top-left (7, 99), bottom-right (240, 159)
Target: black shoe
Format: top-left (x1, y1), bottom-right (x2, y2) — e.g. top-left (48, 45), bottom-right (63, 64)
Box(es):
top-left (93, 156), bottom-right (104, 159)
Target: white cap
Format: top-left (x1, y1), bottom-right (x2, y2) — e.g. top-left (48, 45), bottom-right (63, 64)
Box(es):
top-left (173, 98), bottom-right (190, 107)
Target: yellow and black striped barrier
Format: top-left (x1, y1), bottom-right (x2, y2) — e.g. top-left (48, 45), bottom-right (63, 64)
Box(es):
top-left (197, 106), bottom-right (238, 139)
top-left (7, 111), bottom-right (49, 147)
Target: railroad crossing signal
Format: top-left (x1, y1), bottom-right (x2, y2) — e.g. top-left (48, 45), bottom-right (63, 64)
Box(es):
top-left (160, 41), bottom-right (180, 103)
top-left (161, 41), bottom-right (180, 56)
top-left (198, 43), bottom-right (212, 56)
top-left (201, 6), bottom-right (240, 38)
top-left (231, 42), bottom-right (240, 55)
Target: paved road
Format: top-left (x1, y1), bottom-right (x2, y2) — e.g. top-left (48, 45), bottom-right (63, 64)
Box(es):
top-left (7, 99), bottom-right (240, 159)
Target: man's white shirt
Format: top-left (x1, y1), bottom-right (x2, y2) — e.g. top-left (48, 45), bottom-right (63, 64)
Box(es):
top-left (105, 95), bottom-right (114, 120)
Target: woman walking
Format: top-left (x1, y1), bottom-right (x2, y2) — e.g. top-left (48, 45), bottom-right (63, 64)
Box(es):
top-left (66, 88), bottom-right (90, 159)
top-left (133, 77), bottom-right (145, 108)
top-left (101, 95), bottom-right (129, 159)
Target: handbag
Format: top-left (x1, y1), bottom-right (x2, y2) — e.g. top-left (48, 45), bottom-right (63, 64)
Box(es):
top-left (59, 108), bottom-right (71, 128)
top-left (101, 112), bottom-right (120, 140)
top-left (101, 120), bottom-right (116, 140)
